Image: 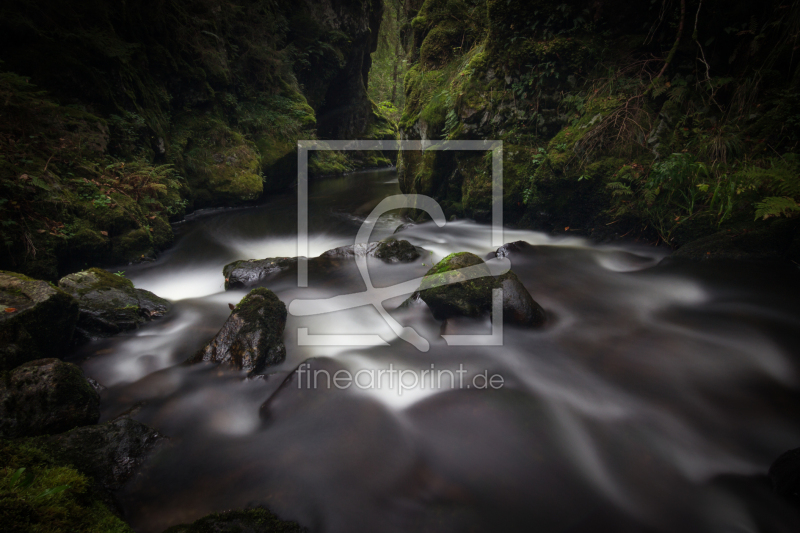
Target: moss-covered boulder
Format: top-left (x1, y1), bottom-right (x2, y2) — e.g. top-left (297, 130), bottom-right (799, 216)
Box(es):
top-left (0, 438), bottom-right (134, 533)
top-left (0, 271), bottom-right (79, 371)
top-left (163, 506), bottom-right (306, 533)
top-left (58, 268), bottom-right (170, 342)
top-left (409, 252), bottom-right (545, 326)
top-left (34, 417), bottom-right (164, 492)
top-left (0, 359), bottom-right (100, 439)
top-left (190, 288), bottom-right (287, 375)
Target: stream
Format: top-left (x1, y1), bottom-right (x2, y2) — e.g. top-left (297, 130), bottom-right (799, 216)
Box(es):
top-left (72, 167), bottom-right (800, 532)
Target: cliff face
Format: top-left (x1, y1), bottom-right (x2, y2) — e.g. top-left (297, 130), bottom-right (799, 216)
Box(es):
top-left (397, 0), bottom-right (800, 257)
top-left (0, 0), bottom-right (390, 278)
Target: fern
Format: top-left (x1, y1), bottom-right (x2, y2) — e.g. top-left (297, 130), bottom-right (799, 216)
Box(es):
top-left (754, 196), bottom-right (800, 220)
top-left (606, 181), bottom-right (633, 196)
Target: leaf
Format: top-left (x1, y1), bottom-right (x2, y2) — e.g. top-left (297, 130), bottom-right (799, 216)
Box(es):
top-left (4, 308), bottom-right (17, 313)
top-left (100, 231), bottom-right (108, 236)
top-left (31, 176), bottom-right (51, 191)
top-left (36, 485), bottom-right (70, 499)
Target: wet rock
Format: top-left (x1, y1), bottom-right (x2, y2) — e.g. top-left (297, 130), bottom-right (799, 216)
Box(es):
top-left (770, 447), bottom-right (800, 507)
top-left (408, 252), bottom-right (545, 327)
top-left (163, 507), bottom-right (306, 533)
top-left (224, 239), bottom-right (423, 290)
top-left (672, 219), bottom-right (800, 262)
top-left (0, 271), bottom-right (79, 370)
top-left (0, 358), bottom-right (100, 438)
top-left (190, 288), bottom-right (287, 375)
top-left (321, 238), bottom-right (421, 263)
top-left (58, 268), bottom-right (170, 341)
top-left (224, 257), bottom-right (298, 290)
top-left (36, 417), bottom-right (164, 491)
top-left (485, 240), bottom-right (533, 260)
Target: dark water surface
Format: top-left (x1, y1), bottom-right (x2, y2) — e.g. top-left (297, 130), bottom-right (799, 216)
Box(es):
top-left (73, 168), bottom-right (800, 532)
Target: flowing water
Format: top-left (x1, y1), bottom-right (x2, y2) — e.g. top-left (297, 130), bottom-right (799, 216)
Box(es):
top-left (72, 168), bottom-right (800, 532)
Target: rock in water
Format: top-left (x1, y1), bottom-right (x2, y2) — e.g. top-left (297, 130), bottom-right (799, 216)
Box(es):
top-left (58, 268), bottom-right (170, 341)
top-left (191, 288), bottom-right (287, 375)
top-left (0, 271), bottom-right (79, 370)
top-left (409, 252), bottom-right (546, 327)
top-left (163, 507), bottom-right (306, 533)
top-left (36, 417), bottom-right (164, 491)
top-left (0, 358), bottom-right (100, 438)
top-left (224, 238), bottom-right (423, 290)
top-left (769, 447), bottom-right (800, 507)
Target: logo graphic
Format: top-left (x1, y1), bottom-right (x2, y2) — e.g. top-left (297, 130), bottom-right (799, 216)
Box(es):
top-left (289, 140), bottom-right (504, 352)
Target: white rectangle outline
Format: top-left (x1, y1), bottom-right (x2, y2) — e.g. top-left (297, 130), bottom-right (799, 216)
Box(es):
top-left (297, 139), bottom-right (504, 288)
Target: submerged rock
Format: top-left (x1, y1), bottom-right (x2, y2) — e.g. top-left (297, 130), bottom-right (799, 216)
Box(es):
top-left (0, 271), bottom-right (79, 370)
top-left (486, 240), bottom-right (533, 260)
top-left (224, 239), bottom-right (423, 290)
top-left (36, 417), bottom-right (164, 491)
top-left (58, 268), bottom-right (170, 341)
top-left (163, 507), bottom-right (306, 533)
top-left (769, 447), bottom-right (800, 507)
top-left (0, 358), bottom-right (100, 438)
top-left (409, 252), bottom-right (545, 327)
top-left (190, 288), bottom-right (287, 375)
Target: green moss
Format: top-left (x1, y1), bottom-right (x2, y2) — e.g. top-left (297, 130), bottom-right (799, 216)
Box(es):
top-left (0, 439), bottom-right (132, 533)
top-left (234, 288), bottom-right (287, 336)
top-left (420, 20), bottom-right (465, 71)
top-left (163, 507), bottom-right (304, 533)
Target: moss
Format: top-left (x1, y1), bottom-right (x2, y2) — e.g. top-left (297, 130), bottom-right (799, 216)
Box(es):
top-left (234, 288), bottom-right (287, 335)
top-left (163, 507), bottom-right (304, 533)
top-left (72, 268), bottom-right (134, 294)
top-left (420, 20), bottom-right (465, 71)
top-left (111, 228), bottom-right (152, 263)
top-left (0, 439), bottom-right (132, 533)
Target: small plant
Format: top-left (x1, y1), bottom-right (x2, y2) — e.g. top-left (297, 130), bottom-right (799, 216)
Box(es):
top-left (114, 271), bottom-right (126, 278)
top-left (7, 467), bottom-right (71, 500)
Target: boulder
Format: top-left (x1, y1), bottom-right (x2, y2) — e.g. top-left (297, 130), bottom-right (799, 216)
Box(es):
top-left (485, 240), bottom-right (533, 260)
top-left (224, 239), bottom-right (423, 290)
top-left (58, 268), bottom-right (170, 341)
top-left (35, 417), bottom-right (164, 491)
top-left (0, 271), bottom-right (79, 370)
top-left (163, 507), bottom-right (306, 533)
top-left (769, 447), bottom-right (800, 507)
top-left (409, 252), bottom-right (546, 327)
top-left (190, 288), bottom-right (287, 375)
top-left (321, 238), bottom-right (421, 263)
top-left (0, 358), bottom-right (100, 438)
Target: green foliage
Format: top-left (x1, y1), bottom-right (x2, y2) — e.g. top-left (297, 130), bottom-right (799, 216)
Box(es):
top-left (0, 439), bottom-right (132, 533)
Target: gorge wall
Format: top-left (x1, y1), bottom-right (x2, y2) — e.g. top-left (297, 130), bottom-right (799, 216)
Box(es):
top-left (0, 0), bottom-right (391, 278)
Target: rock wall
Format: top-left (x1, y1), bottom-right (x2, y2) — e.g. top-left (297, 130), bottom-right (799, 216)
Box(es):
top-left (397, 0), bottom-right (800, 256)
top-left (0, 0), bottom-right (392, 278)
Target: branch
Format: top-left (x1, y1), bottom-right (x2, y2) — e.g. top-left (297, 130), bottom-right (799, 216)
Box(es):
top-left (656, 0), bottom-right (686, 79)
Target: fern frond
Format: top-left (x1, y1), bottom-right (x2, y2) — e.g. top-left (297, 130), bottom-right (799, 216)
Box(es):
top-left (754, 196), bottom-right (800, 220)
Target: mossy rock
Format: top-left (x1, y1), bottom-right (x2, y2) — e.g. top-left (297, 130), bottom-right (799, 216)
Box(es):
top-left (672, 219), bottom-right (800, 261)
top-left (33, 417), bottom-right (164, 492)
top-left (111, 228), bottom-right (154, 263)
top-left (409, 252), bottom-right (545, 326)
top-left (163, 506), bottom-right (306, 533)
top-left (0, 438), bottom-right (133, 533)
top-left (58, 268), bottom-right (170, 341)
top-left (190, 288), bottom-right (287, 375)
top-left (0, 271), bottom-right (79, 371)
top-left (0, 358), bottom-right (100, 439)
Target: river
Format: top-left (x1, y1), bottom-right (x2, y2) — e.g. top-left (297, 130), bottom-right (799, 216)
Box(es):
top-left (71, 167), bottom-right (800, 532)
